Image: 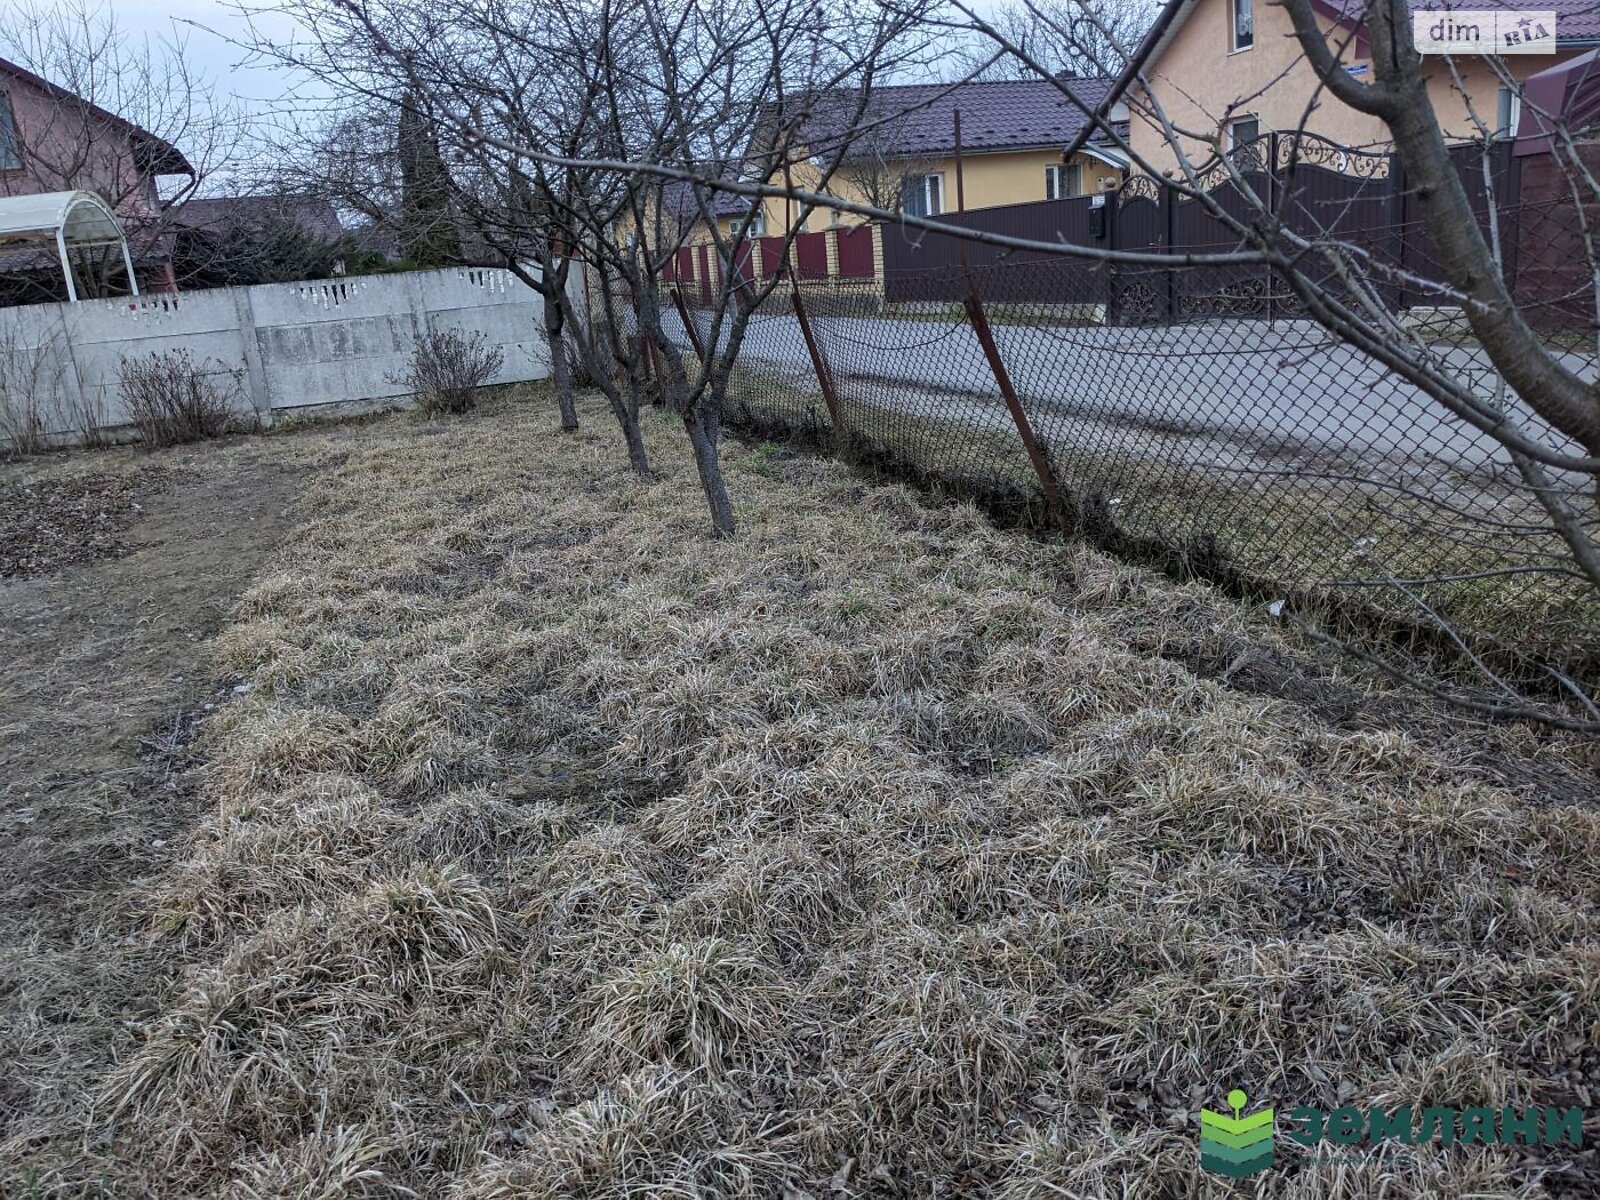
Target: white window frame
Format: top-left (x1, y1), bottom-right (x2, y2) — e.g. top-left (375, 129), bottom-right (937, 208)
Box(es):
top-left (745, 207), bottom-right (765, 237)
top-left (1495, 85), bottom-right (1522, 140)
top-left (0, 92), bottom-right (21, 172)
top-left (1231, 0), bottom-right (1254, 52)
top-left (1048, 162), bottom-right (1086, 199)
top-left (1228, 116), bottom-right (1261, 151)
top-left (903, 172), bottom-right (943, 218)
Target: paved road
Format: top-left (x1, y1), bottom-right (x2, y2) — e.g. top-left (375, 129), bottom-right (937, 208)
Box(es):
top-left (667, 308), bottom-right (1591, 481)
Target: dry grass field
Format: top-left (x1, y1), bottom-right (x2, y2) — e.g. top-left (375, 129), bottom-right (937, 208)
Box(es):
top-left (3, 389), bottom-right (1597, 1197)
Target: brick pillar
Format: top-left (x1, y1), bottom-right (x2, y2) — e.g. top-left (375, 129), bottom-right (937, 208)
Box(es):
top-left (871, 223), bottom-right (885, 308)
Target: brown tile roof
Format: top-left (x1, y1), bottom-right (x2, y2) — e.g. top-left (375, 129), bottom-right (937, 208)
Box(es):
top-left (172, 195), bottom-right (344, 243)
top-left (794, 77), bottom-right (1118, 160)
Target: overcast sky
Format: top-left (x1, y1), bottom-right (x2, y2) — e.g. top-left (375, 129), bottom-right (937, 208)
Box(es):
top-left (113, 0), bottom-right (304, 115)
top-left (108, 0), bottom-right (1004, 117)
top-left (71, 0), bottom-right (1006, 193)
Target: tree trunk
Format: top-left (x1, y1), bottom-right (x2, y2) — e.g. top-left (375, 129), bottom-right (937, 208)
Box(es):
top-left (1385, 103), bottom-right (1600, 453)
top-left (550, 259), bottom-right (651, 478)
top-left (1281, 0), bottom-right (1600, 454)
top-left (629, 278), bottom-right (736, 535)
top-left (682, 402), bottom-right (734, 536)
top-left (616, 399), bottom-right (653, 479)
top-left (546, 303), bottom-right (578, 431)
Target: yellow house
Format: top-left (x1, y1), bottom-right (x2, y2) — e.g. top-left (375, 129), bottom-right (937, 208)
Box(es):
top-left (623, 80), bottom-right (1132, 294)
top-left (1080, 0), bottom-right (1600, 173)
top-left (665, 78), bottom-right (1129, 247)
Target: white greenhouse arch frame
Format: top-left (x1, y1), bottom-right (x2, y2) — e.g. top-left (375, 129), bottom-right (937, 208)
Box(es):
top-left (0, 190), bottom-right (140, 302)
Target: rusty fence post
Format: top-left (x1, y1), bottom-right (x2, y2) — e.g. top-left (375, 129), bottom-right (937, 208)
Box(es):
top-left (628, 286), bottom-right (664, 404)
top-left (643, 336), bottom-right (663, 402)
top-left (790, 284), bottom-right (844, 436)
top-left (670, 286), bottom-right (707, 360)
top-left (623, 334), bottom-right (641, 393)
top-left (962, 276), bottom-right (1072, 528)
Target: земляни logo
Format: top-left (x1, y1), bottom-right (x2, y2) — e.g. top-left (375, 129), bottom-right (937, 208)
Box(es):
top-left (1199, 1089), bottom-right (1586, 1174)
top-left (1200, 1088), bottom-right (1275, 1178)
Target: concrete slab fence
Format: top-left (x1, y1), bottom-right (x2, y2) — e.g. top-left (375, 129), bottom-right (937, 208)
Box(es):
top-left (0, 265), bottom-right (563, 447)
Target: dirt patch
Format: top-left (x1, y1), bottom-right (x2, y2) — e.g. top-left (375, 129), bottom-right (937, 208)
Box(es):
top-left (0, 465), bottom-right (194, 578)
top-left (0, 433), bottom-right (327, 1173)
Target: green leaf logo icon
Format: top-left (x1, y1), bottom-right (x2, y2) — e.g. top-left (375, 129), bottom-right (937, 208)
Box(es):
top-left (1199, 1088), bottom-right (1275, 1178)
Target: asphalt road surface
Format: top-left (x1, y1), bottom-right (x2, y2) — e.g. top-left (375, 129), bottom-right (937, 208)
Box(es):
top-left (667, 307), bottom-right (1591, 481)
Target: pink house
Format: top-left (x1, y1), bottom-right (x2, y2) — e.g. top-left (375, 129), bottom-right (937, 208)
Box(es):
top-left (0, 54), bottom-right (194, 297)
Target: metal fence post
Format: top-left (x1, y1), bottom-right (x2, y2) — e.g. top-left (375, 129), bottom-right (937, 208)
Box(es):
top-left (962, 275), bottom-right (1072, 528)
top-left (1388, 153), bottom-right (1409, 311)
top-left (1161, 182), bottom-right (1177, 322)
top-left (790, 283), bottom-right (843, 434)
top-left (1266, 130), bottom-right (1278, 328)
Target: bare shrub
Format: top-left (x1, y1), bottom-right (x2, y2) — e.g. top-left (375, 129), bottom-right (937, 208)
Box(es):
top-left (0, 382), bottom-right (46, 458)
top-left (117, 350), bottom-right (240, 446)
top-left (0, 328), bottom-right (61, 456)
top-left (394, 328), bottom-right (505, 416)
top-left (69, 388), bottom-right (111, 449)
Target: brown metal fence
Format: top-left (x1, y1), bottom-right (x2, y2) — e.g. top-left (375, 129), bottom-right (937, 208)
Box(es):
top-left (880, 133), bottom-right (1563, 327)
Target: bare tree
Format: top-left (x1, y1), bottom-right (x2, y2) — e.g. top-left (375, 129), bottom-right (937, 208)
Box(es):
top-left (247, 0), bottom-right (935, 534)
top-left (588, 0), bottom-right (938, 535)
top-left (830, 119), bottom-right (943, 216)
top-left (981, 0), bottom-right (1158, 80)
top-left (238, 0), bottom-right (1599, 722)
top-left (167, 194), bottom-right (349, 287)
top-left (0, 0), bottom-right (243, 300)
top-left (252, 98), bottom-right (405, 235)
top-left (1278, 0), bottom-right (1600, 460)
top-left (396, 91), bottom-right (463, 267)
top-left (946, 0), bottom-right (1600, 725)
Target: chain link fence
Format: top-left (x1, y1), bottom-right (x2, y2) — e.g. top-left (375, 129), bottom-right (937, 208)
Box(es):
top-left (658, 240), bottom-right (1600, 706)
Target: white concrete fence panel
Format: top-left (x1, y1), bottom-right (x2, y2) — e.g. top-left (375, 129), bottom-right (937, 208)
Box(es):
top-left (0, 265), bottom-right (560, 445)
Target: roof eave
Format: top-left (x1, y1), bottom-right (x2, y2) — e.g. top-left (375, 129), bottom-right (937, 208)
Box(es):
top-left (1062, 0), bottom-right (1199, 162)
top-left (137, 142), bottom-right (196, 177)
top-left (2, 55), bottom-right (194, 178)
top-left (878, 141), bottom-right (1084, 159)
top-left (1077, 144), bottom-right (1131, 169)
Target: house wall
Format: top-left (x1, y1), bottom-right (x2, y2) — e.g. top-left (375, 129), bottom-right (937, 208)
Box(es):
top-left (617, 146), bottom-right (1125, 258)
top-left (1129, 0), bottom-right (1585, 171)
top-left (0, 265), bottom-right (570, 447)
top-left (753, 148), bottom-right (1122, 235)
top-left (0, 68), bottom-right (161, 216)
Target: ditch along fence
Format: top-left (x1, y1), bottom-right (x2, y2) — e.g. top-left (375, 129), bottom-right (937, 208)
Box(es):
top-left (656, 210), bottom-right (1600, 709)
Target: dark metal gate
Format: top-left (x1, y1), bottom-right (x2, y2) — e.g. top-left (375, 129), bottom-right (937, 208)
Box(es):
top-left (1105, 131), bottom-right (1521, 325)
